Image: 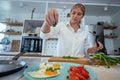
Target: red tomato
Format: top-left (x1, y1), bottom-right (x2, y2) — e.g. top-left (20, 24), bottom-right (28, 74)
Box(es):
top-left (81, 69), bottom-right (90, 79)
top-left (68, 72), bottom-right (80, 80)
top-left (70, 66), bottom-right (81, 74)
top-left (69, 71), bottom-right (87, 80)
top-left (75, 72), bottom-right (87, 80)
top-left (68, 65), bottom-right (90, 80)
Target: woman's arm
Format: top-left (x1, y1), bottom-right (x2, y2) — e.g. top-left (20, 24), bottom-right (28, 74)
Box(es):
top-left (41, 8), bottom-right (58, 33)
top-left (41, 22), bottom-right (51, 33)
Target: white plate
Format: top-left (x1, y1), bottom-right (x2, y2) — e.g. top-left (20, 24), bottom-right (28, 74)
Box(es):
top-left (28, 70), bottom-right (60, 78)
top-left (24, 62), bottom-right (97, 80)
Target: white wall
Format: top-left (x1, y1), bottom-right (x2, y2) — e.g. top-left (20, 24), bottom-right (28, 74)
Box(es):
top-left (84, 16), bottom-right (111, 25)
top-left (1, 13), bottom-right (45, 22)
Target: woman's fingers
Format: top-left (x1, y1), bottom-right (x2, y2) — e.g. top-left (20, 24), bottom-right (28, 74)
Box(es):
top-left (48, 9), bottom-right (55, 24)
top-left (98, 42), bottom-right (103, 49)
top-left (53, 9), bottom-right (58, 23)
top-left (46, 14), bottom-right (53, 26)
top-left (93, 41), bottom-right (103, 51)
top-left (45, 8), bottom-right (58, 26)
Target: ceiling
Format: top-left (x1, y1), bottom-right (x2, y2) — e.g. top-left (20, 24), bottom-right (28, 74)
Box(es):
top-left (0, 0), bottom-right (120, 21)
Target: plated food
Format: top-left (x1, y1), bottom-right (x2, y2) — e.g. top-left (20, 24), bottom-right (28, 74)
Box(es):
top-left (28, 63), bottom-right (61, 78)
top-left (67, 65), bottom-right (90, 80)
top-left (62, 56), bottom-right (79, 59)
top-left (24, 62), bottom-right (97, 80)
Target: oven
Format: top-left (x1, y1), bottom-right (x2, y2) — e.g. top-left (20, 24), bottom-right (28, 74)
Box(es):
top-left (20, 36), bottom-right (42, 53)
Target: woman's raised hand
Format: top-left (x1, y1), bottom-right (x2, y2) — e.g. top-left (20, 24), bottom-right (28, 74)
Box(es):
top-left (45, 8), bottom-right (58, 27)
top-left (93, 41), bottom-right (103, 51)
top-left (87, 41), bottom-right (104, 53)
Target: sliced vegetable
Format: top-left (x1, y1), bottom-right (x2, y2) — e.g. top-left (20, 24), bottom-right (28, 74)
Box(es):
top-left (62, 56), bottom-right (79, 59)
top-left (45, 70), bottom-right (58, 76)
top-left (90, 52), bottom-right (120, 68)
top-left (53, 64), bottom-right (61, 68)
top-left (67, 65), bottom-right (89, 80)
top-left (53, 22), bottom-right (57, 27)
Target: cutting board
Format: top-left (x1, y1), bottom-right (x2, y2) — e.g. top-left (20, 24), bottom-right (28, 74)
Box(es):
top-left (11, 40), bottom-right (20, 52)
top-left (48, 57), bottom-right (91, 65)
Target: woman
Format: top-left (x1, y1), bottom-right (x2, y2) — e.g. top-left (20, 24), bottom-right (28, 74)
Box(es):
top-left (40, 3), bottom-right (103, 57)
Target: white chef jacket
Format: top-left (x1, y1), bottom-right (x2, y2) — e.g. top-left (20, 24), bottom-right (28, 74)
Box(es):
top-left (40, 22), bottom-right (90, 57)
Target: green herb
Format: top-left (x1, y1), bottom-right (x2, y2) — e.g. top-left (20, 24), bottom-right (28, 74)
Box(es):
top-left (62, 56), bottom-right (79, 59)
top-left (46, 67), bottom-right (54, 71)
top-left (46, 67), bottom-right (60, 71)
top-left (90, 52), bottom-right (120, 68)
top-left (53, 22), bottom-right (57, 27)
top-left (66, 75), bottom-right (69, 79)
top-left (67, 70), bottom-right (70, 73)
top-left (54, 68), bottom-right (60, 70)
top-left (44, 63), bottom-right (47, 66)
top-left (66, 69), bottom-right (70, 79)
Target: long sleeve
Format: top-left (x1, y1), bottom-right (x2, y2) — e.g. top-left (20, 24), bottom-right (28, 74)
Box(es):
top-left (40, 22), bottom-right (62, 39)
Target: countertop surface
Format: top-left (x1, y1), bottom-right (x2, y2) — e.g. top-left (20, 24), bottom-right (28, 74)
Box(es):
top-left (0, 56), bottom-right (120, 80)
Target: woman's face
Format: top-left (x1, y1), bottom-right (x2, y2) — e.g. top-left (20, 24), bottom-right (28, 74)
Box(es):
top-left (70, 7), bottom-right (84, 24)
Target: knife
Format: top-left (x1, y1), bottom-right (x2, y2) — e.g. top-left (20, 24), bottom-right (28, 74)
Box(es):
top-left (85, 54), bottom-right (96, 65)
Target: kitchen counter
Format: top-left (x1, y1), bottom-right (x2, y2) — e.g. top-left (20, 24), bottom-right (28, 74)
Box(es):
top-left (0, 56), bottom-right (49, 80)
top-left (0, 56), bottom-right (120, 80)
top-left (89, 64), bottom-right (120, 80)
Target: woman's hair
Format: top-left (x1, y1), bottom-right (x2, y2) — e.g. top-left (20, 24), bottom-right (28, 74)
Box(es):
top-left (67, 3), bottom-right (85, 17)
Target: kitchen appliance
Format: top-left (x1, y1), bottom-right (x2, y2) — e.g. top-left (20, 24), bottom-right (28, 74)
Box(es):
top-left (20, 36), bottom-right (42, 53)
top-left (0, 52), bottom-right (26, 77)
top-left (86, 24), bottom-right (107, 54)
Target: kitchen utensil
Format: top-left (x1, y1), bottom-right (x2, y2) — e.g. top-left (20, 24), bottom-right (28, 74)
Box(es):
top-left (0, 52), bottom-right (26, 77)
top-left (10, 40), bottom-right (20, 52)
top-left (85, 55), bottom-right (96, 65)
top-left (48, 57), bottom-right (91, 65)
